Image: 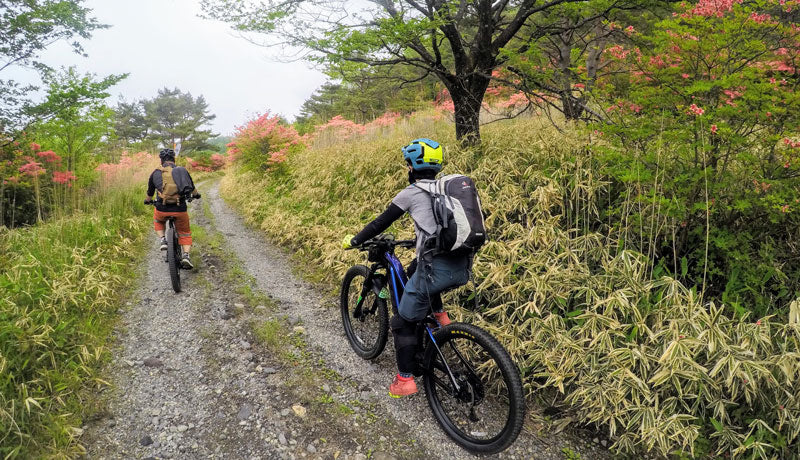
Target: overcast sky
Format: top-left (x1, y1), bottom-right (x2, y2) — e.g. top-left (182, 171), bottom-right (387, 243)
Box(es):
top-left (10, 0), bottom-right (327, 136)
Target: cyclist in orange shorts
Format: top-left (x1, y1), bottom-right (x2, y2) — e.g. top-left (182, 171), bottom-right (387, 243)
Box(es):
top-left (144, 148), bottom-right (200, 269)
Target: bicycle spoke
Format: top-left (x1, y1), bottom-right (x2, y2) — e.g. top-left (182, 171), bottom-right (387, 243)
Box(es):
top-left (427, 335), bottom-right (513, 444)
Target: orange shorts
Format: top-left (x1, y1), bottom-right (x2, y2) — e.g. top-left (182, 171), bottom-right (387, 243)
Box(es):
top-left (153, 209), bottom-right (192, 245)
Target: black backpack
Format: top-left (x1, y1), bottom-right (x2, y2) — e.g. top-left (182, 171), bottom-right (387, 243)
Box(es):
top-left (415, 174), bottom-right (487, 256)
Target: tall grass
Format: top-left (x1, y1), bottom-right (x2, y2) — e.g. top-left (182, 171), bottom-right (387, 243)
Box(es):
top-left (221, 110), bottom-right (800, 458)
top-left (0, 159), bottom-right (152, 457)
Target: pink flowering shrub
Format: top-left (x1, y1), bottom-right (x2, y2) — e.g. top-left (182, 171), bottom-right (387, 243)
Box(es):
top-left (313, 115), bottom-right (367, 139)
top-left (18, 161), bottom-right (45, 177)
top-left (185, 152), bottom-right (229, 172)
top-left (95, 151), bottom-right (157, 190)
top-left (52, 170), bottom-right (77, 186)
top-left (36, 150), bottom-right (62, 164)
top-left (227, 112), bottom-right (302, 172)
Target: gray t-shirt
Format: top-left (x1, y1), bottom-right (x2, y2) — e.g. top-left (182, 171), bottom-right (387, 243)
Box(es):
top-left (392, 179), bottom-right (437, 259)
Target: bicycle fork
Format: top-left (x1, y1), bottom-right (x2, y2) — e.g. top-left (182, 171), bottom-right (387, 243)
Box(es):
top-left (425, 325), bottom-right (484, 422)
top-left (425, 326), bottom-right (461, 393)
top-left (353, 269), bottom-right (387, 320)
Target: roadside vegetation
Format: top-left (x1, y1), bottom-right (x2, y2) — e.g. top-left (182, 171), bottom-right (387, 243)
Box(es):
top-left (1, 3), bottom-right (225, 456)
top-left (0, 161), bottom-right (152, 457)
top-left (223, 104), bottom-right (799, 458)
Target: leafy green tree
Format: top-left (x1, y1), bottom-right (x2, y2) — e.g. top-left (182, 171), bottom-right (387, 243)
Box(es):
top-left (595, 0), bottom-right (800, 318)
top-left (207, 135), bottom-right (232, 153)
top-left (0, 0), bottom-right (105, 135)
top-left (297, 66), bottom-right (439, 127)
top-left (202, 0), bottom-right (650, 144)
top-left (113, 100), bottom-right (150, 145)
top-left (501, 3), bottom-right (665, 120)
top-left (34, 67), bottom-right (124, 172)
top-left (142, 88), bottom-right (217, 153)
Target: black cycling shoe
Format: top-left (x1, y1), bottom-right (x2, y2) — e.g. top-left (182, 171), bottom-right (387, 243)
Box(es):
top-left (159, 237), bottom-right (168, 251)
top-left (180, 253), bottom-right (194, 270)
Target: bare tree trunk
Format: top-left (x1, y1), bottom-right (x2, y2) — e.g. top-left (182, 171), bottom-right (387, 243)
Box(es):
top-left (0, 176), bottom-right (5, 228)
top-left (11, 188), bottom-right (16, 229)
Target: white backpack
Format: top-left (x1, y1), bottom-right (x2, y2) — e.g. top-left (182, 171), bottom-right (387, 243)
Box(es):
top-left (415, 174), bottom-right (487, 255)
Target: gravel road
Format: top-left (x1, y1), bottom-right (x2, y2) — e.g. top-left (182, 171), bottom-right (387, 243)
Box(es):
top-left (81, 182), bottom-right (607, 460)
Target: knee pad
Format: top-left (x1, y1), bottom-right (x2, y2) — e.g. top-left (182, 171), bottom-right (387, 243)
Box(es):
top-left (390, 314), bottom-right (415, 333)
top-left (390, 314), bottom-right (417, 349)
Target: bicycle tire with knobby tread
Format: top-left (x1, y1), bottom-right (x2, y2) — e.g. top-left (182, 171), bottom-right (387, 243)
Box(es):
top-left (167, 224), bottom-right (181, 293)
top-left (423, 322), bottom-right (525, 454)
top-left (340, 264), bottom-right (389, 359)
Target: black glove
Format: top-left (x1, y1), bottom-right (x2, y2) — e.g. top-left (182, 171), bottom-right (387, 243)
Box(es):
top-left (144, 199), bottom-right (152, 205)
top-left (194, 193), bottom-right (201, 199)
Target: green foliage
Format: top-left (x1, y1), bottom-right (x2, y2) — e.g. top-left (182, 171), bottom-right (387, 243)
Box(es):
top-left (0, 68), bottom-right (125, 227)
top-left (562, 446), bottom-right (582, 460)
top-left (0, 0), bottom-right (106, 132)
top-left (295, 67), bottom-right (439, 128)
top-left (202, 0), bottom-right (650, 142)
top-left (500, 1), bottom-right (668, 120)
top-left (0, 187), bottom-right (148, 458)
top-left (113, 88), bottom-right (218, 154)
top-left (594, 0), bottom-right (800, 317)
top-left (34, 67), bottom-right (125, 172)
top-left (207, 135), bottom-right (233, 153)
top-left (141, 88), bottom-right (217, 153)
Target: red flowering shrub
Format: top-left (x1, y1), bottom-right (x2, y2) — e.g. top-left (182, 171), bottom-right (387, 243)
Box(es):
top-left (185, 151), bottom-right (229, 172)
top-left (227, 112), bottom-right (302, 172)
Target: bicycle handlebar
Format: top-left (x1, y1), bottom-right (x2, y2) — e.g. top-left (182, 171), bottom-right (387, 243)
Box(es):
top-left (144, 196), bottom-right (201, 205)
top-left (351, 234), bottom-right (415, 251)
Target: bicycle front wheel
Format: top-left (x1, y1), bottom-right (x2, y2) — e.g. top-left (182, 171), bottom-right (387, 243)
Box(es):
top-left (423, 323), bottom-right (525, 454)
top-left (167, 224), bottom-right (181, 293)
top-left (340, 265), bottom-right (388, 359)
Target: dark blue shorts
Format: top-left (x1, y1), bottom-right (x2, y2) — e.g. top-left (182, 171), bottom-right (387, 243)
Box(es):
top-left (398, 254), bottom-right (471, 321)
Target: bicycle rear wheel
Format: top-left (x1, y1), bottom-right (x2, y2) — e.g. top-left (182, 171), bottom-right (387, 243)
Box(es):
top-left (423, 323), bottom-right (525, 454)
top-left (167, 223), bottom-right (181, 293)
top-left (340, 265), bottom-right (388, 359)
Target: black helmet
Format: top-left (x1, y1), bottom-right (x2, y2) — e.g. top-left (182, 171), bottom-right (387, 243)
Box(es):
top-left (159, 148), bottom-right (175, 161)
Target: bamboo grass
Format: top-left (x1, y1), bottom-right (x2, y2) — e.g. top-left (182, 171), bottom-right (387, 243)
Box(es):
top-left (221, 111), bottom-right (800, 459)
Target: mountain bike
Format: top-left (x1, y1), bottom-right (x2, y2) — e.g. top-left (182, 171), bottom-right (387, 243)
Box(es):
top-left (341, 234), bottom-right (525, 454)
top-left (146, 197), bottom-right (198, 293)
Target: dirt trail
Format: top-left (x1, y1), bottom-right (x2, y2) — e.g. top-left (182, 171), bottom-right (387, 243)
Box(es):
top-left (82, 181), bottom-right (605, 460)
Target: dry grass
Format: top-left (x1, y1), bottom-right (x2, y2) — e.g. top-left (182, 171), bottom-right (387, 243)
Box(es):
top-left (221, 111), bottom-right (800, 458)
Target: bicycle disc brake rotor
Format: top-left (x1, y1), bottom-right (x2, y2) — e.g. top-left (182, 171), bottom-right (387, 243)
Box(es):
top-left (454, 371), bottom-right (486, 406)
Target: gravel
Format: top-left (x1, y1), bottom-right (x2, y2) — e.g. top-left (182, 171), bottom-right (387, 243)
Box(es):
top-left (80, 181), bottom-right (607, 460)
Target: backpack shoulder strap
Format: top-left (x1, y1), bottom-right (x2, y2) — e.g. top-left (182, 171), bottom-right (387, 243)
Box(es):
top-left (412, 180), bottom-right (437, 195)
top-left (413, 181), bottom-right (444, 235)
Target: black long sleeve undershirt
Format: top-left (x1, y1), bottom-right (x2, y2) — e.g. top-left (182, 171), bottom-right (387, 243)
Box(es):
top-left (351, 203), bottom-right (405, 246)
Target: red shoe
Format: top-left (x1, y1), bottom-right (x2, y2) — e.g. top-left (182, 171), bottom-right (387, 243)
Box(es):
top-left (433, 311), bottom-right (452, 327)
top-left (389, 374), bottom-right (418, 398)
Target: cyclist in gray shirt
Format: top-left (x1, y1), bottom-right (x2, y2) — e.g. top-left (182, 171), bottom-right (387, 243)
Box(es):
top-left (343, 139), bottom-right (470, 398)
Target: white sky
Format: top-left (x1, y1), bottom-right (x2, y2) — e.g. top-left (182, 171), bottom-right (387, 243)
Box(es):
top-left (9, 0), bottom-right (327, 136)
